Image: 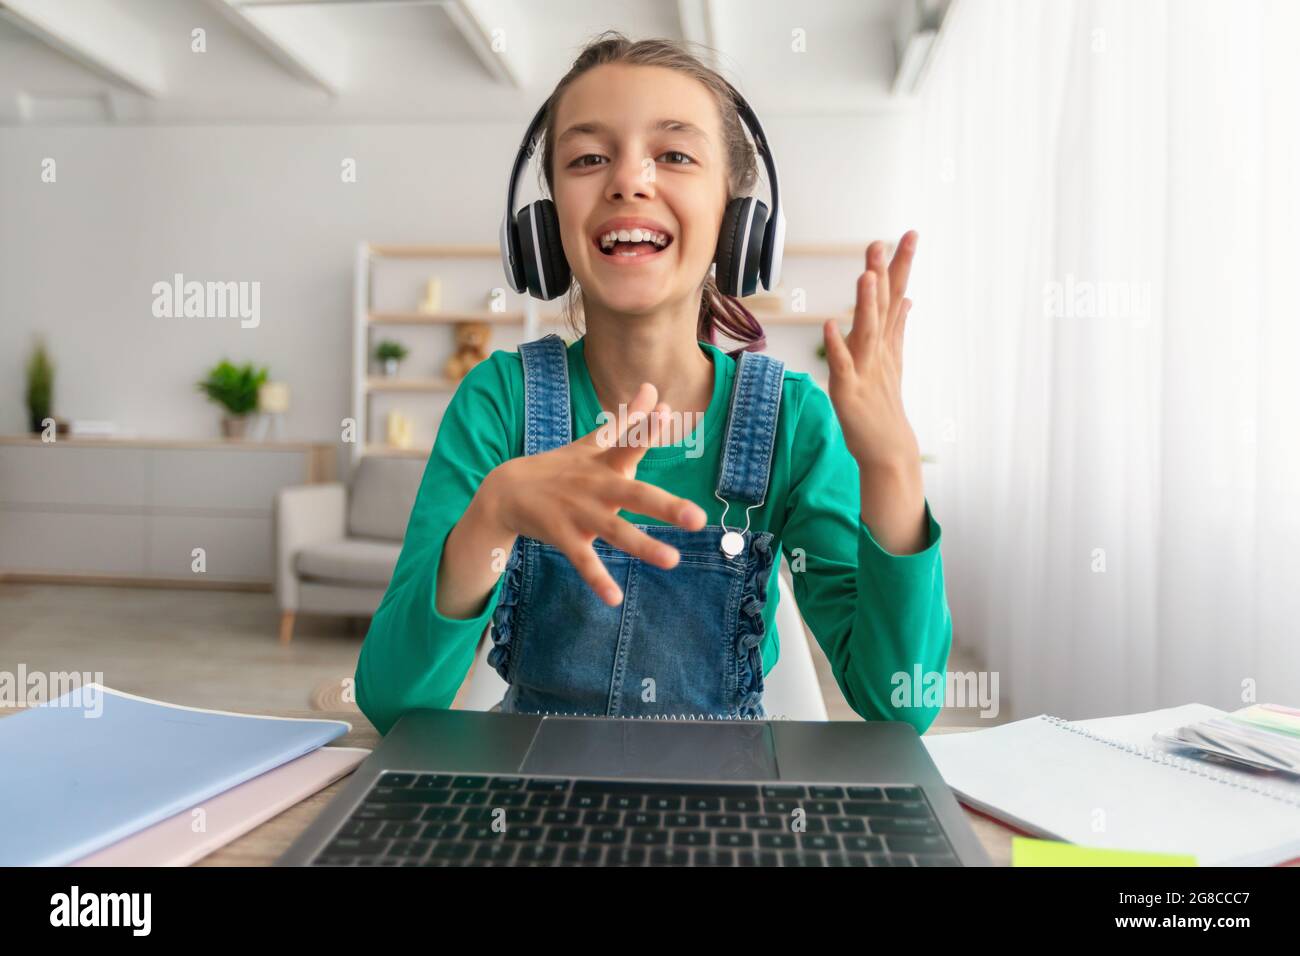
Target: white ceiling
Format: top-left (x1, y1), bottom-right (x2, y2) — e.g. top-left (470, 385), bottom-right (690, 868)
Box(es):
top-left (0, 0), bottom-right (950, 125)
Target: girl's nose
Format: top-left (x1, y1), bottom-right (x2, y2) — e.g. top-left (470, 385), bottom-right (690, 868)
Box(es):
top-left (605, 152), bottom-right (656, 202)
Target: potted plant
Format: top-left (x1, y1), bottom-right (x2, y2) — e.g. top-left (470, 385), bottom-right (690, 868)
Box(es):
top-left (25, 337), bottom-right (54, 435)
top-left (196, 359), bottom-right (269, 439)
top-left (376, 340), bottom-right (408, 377)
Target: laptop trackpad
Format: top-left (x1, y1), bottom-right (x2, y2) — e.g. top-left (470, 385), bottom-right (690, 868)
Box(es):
top-left (519, 719), bottom-right (779, 781)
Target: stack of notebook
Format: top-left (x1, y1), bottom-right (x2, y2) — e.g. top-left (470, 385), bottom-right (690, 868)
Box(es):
top-left (0, 684), bottom-right (369, 866)
top-left (1154, 703), bottom-right (1300, 774)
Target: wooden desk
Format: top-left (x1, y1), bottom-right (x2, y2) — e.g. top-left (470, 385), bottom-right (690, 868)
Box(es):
top-left (200, 714), bottom-right (1015, 866)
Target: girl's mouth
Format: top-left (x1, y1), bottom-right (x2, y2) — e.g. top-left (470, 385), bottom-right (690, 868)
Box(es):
top-left (592, 228), bottom-right (674, 263)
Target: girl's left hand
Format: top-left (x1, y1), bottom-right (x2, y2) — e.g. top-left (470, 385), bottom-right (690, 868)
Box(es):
top-left (823, 230), bottom-right (923, 474)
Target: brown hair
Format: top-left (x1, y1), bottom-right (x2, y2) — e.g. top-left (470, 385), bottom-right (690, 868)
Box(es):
top-left (536, 30), bottom-right (767, 355)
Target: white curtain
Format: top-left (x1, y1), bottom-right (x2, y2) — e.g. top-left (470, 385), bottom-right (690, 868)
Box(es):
top-left (905, 0), bottom-right (1300, 719)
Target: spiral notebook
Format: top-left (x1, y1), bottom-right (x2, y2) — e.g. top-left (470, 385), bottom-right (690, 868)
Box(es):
top-left (923, 705), bottom-right (1300, 866)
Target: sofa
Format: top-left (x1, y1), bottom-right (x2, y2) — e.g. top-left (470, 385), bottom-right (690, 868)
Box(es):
top-left (273, 454), bottom-right (425, 643)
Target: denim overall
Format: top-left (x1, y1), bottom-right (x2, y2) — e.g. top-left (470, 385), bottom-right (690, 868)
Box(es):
top-left (487, 334), bottom-right (785, 719)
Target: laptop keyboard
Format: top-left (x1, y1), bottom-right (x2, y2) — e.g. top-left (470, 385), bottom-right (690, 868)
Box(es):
top-left (310, 773), bottom-right (962, 866)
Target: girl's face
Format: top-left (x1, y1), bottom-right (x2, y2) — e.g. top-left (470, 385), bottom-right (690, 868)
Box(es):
top-left (550, 63), bottom-right (728, 317)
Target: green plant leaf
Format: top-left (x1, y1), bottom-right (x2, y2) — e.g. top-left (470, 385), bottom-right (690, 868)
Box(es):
top-left (197, 359), bottom-right (269, 415)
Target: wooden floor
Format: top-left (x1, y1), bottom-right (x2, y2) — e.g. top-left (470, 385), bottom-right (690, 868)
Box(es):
top-left (0, 581), bottom-right (1001, 729)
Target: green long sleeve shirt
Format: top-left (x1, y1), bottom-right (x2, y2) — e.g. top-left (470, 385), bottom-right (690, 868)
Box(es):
top-left (355, 336), bottom-right (952, 735)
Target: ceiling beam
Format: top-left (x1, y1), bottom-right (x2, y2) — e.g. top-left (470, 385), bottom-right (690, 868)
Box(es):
top-left (441, 0), bottom-right (524, 89)
top-left (892, 0), bottom-right (952, 95)
top-left (0, 0), bottom-right (166, 97)
top-left (203, 0), bottom-right (347, 95)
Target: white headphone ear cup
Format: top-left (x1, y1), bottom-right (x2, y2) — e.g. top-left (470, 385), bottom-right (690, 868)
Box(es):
top-left (518, 200), bottom-right (570, 301)
top-left (715, 196), bottom-right (768, 297)
top-left (532, 199), bottom-right (570, 300)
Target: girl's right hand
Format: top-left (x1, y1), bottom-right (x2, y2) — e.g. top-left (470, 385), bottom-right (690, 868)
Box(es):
top-left (480, 382), bottom-right (707, 606)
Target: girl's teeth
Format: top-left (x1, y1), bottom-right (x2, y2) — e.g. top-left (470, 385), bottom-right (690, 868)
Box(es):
top-left (597, 229), bottom-right (669, 251)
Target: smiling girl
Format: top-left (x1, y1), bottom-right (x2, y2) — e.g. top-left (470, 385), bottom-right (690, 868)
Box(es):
top-left (355, 32), bottom-right (951, 735)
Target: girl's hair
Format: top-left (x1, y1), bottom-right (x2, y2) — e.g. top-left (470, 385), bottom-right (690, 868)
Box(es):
top-left (537, 30), bottom-right (768, 356)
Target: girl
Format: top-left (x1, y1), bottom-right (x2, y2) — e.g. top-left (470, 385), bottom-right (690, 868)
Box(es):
top-left (356, 33), bottom-right (951, 735)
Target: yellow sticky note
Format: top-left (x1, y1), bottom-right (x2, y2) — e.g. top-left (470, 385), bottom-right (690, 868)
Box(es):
top-left (1012, 837), bottom-right (1196, 867)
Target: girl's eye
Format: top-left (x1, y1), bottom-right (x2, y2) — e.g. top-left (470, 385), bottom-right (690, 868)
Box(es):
top-left (567, 151), bottom-right (695, 168)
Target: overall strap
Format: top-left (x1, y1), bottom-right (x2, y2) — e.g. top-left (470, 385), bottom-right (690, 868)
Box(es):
top-left (518, 334), bottom-right (572, 455)
top-left (715, 349), bottom-right (785, 507)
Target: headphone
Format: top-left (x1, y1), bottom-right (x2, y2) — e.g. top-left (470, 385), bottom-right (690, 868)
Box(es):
top-left (499, 81), bottom-right (786, 301)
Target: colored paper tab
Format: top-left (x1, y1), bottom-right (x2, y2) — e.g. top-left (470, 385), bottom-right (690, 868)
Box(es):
top-left (1012, 837), bottom-right (1197, 867)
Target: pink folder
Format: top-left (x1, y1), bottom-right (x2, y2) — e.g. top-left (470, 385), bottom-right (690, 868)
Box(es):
top-left (72, 746), bottom-right (370, 866)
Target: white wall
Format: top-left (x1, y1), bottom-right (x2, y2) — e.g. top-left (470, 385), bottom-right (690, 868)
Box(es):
top-left (0, 112), bottom-right (914, 461)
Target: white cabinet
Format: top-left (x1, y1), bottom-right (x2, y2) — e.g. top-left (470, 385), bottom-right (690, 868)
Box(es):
top-left (146, 514), bottom-right (273, 580)
top-left (0, 510), bottom-right (148, 575)
top-left (0, 438), bottom-right (333, 587)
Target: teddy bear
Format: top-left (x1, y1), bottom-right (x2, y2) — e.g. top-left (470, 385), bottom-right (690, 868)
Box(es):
top-left (443, 321), bottom-right (492, 382)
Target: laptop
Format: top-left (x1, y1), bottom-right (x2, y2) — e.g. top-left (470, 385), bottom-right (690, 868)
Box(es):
top-left (277, 710), bottom-right (991, 867)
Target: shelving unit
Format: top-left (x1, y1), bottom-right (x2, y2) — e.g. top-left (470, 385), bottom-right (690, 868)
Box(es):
top-left (352, 242), bottom-right (548, 463)
top-left (351, 241), bottom-right (874, 462)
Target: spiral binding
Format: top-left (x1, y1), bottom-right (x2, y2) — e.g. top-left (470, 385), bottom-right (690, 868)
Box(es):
top-left (1043, 715), bottom-right (1300, 809)
top-left (525, 711), bottom-right (790, 721)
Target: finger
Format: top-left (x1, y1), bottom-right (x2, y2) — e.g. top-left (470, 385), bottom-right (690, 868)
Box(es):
top-left (868, 240), bottom-right (890, 330)
top-left (648, 401), bottom-right (671, 447)
top-left (597, 385), bottom-right (661, 477)
top-left (892, 297), bottom-right (912, 364)
top-left (586, 509), bottom-right (682, 570)
top-left (823, 319), bottom-right (857, 384)
top-left (576, 382), bottom-right (655, 449)
top-left (600, 410), bottom-right (655, 479)
top-left (848, 270), bottom-right (876, 354)
top-left (895, 298), bottom-right (912, 391)
top-left (887, 231), bottom-right (918, 324)
top-left (597, 476), bottom-right (707, 530)
top-left (563, 537), bottom-right (624, 605)
top-left (862, 271), bottom-right (882, 344)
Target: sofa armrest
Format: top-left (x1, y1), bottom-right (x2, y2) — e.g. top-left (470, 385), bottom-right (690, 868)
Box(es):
top-left (272, 482), bottom-right (347, 611)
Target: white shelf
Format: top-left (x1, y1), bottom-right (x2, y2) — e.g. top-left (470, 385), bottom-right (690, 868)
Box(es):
top-left (368, 311), bottom-right (525, 325)
top-left (366, 376), bottom-right (460, 393)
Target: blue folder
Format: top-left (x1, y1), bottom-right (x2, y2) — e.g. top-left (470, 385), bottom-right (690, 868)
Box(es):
top-left (0, 684), bottom-right (350, 866)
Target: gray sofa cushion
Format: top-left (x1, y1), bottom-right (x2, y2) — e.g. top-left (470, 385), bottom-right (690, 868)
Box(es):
top-left (347, 455), bottom-right (425, 541)
top-left (295, 538), bottom-right (401, 586)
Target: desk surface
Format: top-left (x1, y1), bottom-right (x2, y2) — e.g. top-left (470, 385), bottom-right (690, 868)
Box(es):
top-left (199, 714), bottom-right (1016, 867)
